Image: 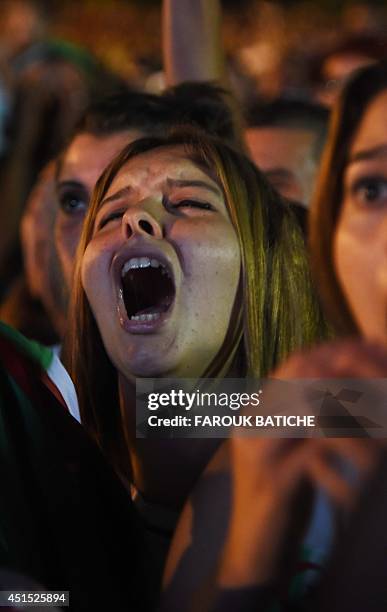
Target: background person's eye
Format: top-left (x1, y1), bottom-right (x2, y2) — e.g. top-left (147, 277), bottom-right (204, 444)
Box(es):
top-left (58, 191), bottom-right (88, 215)
top-left (351, 176), bottom-right (387, 206)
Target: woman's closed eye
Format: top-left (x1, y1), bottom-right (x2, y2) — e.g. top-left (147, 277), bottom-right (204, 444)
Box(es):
top-left (350, 175), bottom-right (387, 207)
top-left (97, 209), bottom-right (126, 230)
top-left (167, 198), bottom-right (216, 213)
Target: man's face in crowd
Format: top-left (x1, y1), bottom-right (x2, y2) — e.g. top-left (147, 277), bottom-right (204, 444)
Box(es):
top-left (315, 53), bottom-right (375, 108)
top-left (245, 126), bottom-right (319, 207)
top-left (55, 130), bottom-right (140, 292)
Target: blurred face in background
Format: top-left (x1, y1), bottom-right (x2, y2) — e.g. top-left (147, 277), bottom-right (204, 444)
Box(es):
top-left (245, 126), bottom-right (318, 207)
top-left (0, 0), bottom-right (46, 58)
top-left (55, 130), bottom-right (140, 295)
top-left (334, 89), bottom-right (387, 344)
top-left (315, 53), bottom-right (376, 107)
top-left (20, 161), bottom-right (67, 337)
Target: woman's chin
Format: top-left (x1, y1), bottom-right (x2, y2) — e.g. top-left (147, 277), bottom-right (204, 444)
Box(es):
top-left (113, 336), bottom-right (216, 381)
top-left (121, 356), bottom-right (176, 380)
top-left (120, 358), bottom-right (203, 382)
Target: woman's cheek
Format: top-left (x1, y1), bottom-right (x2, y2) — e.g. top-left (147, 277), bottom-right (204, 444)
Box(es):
top-left (334, 216), bottom-right (386, 339)
top-left (80, 240), bottom-right (111, 302)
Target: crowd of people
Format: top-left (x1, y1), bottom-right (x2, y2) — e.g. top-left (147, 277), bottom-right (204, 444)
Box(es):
top-left (0, 1), bottom-right (386, 611)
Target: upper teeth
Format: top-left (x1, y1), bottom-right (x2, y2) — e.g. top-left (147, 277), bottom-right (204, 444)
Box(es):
top-left (121, 257), bottom-right (168, 277)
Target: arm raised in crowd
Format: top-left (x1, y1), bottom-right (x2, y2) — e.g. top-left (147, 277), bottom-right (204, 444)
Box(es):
top-left (162, 0), bottom-right (225, 86)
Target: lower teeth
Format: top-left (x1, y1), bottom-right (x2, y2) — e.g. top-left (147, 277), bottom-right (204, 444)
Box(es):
top-left (130, 313), bottom-right (161, 322)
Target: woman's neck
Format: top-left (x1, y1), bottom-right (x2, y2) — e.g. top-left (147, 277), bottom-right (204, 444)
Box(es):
top-left (118, 373), bottom-right (220, 511)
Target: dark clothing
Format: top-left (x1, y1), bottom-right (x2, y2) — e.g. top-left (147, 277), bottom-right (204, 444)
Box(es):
top-left (314, 451), bottom-right (387, 612)
top-left (0, 324), bottom-right (150, 611)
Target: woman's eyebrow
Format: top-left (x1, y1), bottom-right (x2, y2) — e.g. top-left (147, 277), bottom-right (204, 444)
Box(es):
top-left (348, 144), bottom-right (387, 165)
top-left (100, 178), bottom-right (222, 208)
top-left (166, 178), bottom-right (222, 198)
top-left (100, 186), bottom-right (132, 208)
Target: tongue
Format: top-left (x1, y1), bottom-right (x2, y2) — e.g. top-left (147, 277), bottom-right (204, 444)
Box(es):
top-left (133, 295), bottom-right (173, 317)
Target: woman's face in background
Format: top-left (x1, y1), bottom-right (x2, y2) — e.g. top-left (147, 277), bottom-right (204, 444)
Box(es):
top-left (334, 90), bottom-right (387, 344)
top-left (81, 145), bottom-right (241, 380)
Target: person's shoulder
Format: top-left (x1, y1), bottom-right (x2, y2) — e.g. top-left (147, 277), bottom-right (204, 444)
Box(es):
top-left (0, 320), bottom-right (52, 371)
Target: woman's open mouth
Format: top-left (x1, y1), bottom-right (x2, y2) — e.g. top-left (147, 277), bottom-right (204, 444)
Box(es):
top-left (119, 255), bottom-right (176, 330)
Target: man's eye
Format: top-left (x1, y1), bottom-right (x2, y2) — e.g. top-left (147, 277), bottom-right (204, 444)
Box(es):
top-left (351, 177), bottom-right (387, 206)
top-left (173, 200), bottom-right (214, 211)
top-left (58, 192), bottom-right (88, 215)
top-left (98, 210), bottom-right (125, 230)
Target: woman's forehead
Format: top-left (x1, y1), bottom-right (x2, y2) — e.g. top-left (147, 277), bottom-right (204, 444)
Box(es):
top-left (350, 90), bottom-right (387, 154)
top-left (105, 145), bottom-right (220, 196)
top-left (343, 90), bottom-right (387, 178)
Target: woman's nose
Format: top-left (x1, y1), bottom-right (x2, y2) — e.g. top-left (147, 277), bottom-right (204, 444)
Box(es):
top-left (122, 206), bottom-right (163, 240)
